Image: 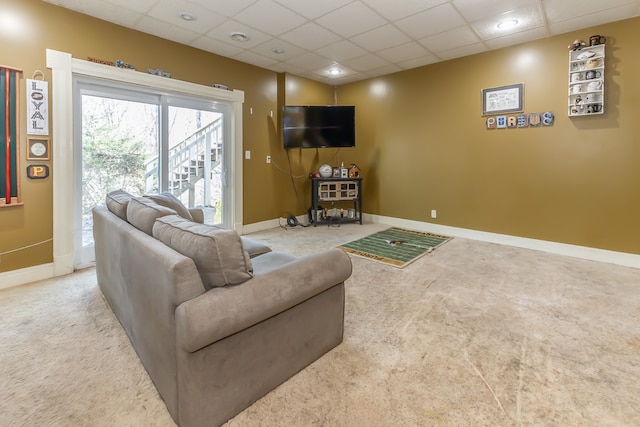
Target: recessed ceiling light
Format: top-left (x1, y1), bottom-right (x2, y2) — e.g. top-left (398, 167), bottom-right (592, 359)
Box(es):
top-left (230, 32), bottom-right (249, 42)
top-left (273, 48), bottom-right (286, 55)
top-left (328, 68), bottom-right (342, 76)
top-left (180, 12), bottom-right (196, 21)
top-left (497, 19), bottom-right (519, 30)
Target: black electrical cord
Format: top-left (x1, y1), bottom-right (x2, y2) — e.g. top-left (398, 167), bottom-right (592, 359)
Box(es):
top-left (279, 212), bottom-right (310, 229)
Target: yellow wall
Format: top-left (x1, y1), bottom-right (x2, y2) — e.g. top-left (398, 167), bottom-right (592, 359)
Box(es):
top-left (0, 0), bottom-right (288, 272)
top-left (2, 0), bottom-right (639, 274)
top-left (267, 74), bottom-right (339, 217)
top-left (338, 17), bottom-right (640, 254)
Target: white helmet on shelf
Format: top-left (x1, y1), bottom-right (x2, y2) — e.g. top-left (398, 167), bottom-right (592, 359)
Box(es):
top-left (319, 164), bottom-right (332, 178)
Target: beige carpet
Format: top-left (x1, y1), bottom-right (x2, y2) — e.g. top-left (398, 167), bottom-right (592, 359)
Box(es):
top-left (2, 223), bottom-right (640, 426)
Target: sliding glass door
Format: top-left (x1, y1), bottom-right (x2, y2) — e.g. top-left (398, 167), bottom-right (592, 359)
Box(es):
top-left (73, 78), bottom-right (230, 268)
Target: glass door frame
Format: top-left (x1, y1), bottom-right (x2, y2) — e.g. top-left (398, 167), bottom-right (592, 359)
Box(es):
top-left (47, 49), bottom-right (244, 275)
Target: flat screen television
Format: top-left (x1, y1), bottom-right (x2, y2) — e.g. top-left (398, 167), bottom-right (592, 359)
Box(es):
top-left (282, 105), bottom-right (355, 149)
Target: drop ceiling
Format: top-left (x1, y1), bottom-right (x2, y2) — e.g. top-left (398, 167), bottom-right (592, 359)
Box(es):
top-left (42, 0), bottom-right (640, 85)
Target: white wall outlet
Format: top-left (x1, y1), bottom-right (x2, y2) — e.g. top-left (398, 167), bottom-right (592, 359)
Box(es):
top-left (266, 155), bottom-right (271, 164)
top-left (245, 150), bottom-right (251, 160)
top-left (431, 209), bottom-right (437, 219)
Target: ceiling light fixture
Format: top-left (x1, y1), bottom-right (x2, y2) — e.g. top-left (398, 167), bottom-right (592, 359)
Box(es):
top-left (497, 19), bottom-right (519, 30)
top-left (180, 12), bottom-right (196, 21)
top-left (230, 32), bottom-right (249, 42)
top-left (328, 68), bottom-right (342, 76)
top-left (273, 48), bottom-right (286, 55)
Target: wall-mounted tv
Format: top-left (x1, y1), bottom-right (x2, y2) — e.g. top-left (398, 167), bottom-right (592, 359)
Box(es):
top-left (282, 105), bottom-right (355, 149)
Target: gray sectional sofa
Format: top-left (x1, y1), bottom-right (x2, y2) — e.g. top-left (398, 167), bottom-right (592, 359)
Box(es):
top-left (92, 190), bottom-right (352, 426)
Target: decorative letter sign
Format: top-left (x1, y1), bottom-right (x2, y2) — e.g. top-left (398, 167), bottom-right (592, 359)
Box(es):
top-left (27, 79), bottom-right (49, 136)
top-left (486, 111), bottom-right (554, 130)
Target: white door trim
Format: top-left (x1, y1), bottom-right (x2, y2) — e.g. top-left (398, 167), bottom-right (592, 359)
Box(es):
top-left (46, 49), bottom-right (244, 277)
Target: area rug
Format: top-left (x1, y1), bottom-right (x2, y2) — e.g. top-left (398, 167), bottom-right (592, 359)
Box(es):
top-left (337, 227), bottom-right (452, 267)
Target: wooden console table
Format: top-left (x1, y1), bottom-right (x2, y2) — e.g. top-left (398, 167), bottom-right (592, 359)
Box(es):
top-left (311, 177), bottom-right (362, 226)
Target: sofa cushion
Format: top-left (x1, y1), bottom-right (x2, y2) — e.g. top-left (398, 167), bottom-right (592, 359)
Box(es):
top-left (127, 197), bottom-right (177, 235)
top-left (106, 189), bottom-right (134, 220)
top-left (153, 215), bottom-right (253, 290)
top-left (240, 237), bottom-right (272, 258)
top-left (146, 192), bottom-right (194, 221)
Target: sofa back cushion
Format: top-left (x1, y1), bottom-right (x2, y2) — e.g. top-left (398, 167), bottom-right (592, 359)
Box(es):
top-left (106, 189), bottom-right (134, 220)
top-left (127, 197), bottom-right (177, 235)
top-left (153, 215), bottom-right (253, 290)
top-left (146, 192), bottom-right (194, 221)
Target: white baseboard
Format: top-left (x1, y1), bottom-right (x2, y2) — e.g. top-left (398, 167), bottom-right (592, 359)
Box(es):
top-left (242, 215), bottom-right (308, 234)
top-left (0, 263), bottom-right (55, 291)
top-left (242, 218), bottom-right (282, 234)
top-left (364, 213), bottom-right (640, 269)
top-left (5, 213), bottom-right (638, 291)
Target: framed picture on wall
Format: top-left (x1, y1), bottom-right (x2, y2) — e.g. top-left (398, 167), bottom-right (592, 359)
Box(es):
top-left (27, 137), bottom-right (50, 161)
top-left (482, 83), bottom-right (524, 116)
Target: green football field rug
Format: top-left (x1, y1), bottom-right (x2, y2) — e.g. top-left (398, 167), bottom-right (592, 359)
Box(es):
top-left (338, 227), bottom-right (452, 268)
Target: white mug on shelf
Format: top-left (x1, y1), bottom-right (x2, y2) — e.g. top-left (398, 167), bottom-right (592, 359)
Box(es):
top-left (587, 81), bottom-right (602, 91)
top-left (571, 84), bottom-right (583, 94)
top-left (587, 57), bottom-right (602, 69)
top-left (571, 73), bottom-right (581, 82)
top-left (586, 93), bottom-right (601, 103)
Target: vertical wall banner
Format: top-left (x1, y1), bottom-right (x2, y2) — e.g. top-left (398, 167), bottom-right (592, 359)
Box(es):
top-left (26, 78), bottom-right (48, 135)
top-left (0, 65), bottom-right (22, 207)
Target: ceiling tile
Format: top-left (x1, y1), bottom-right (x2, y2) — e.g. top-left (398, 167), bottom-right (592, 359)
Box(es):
top-left (342, 54), bottom-right (391, 72)
top-left (436, 42), bottom-right (488, 60)
top-left (103, 0), bottom-right (157, 14)
top-left (313, 63), bottom-right (357, 77)
top-left (548, 3), bottom-right (640, 35)
top-left (396, 3), bottom-right (467, 39)
top-left (396, 54), bottom-right (440, 70)
top-left (206, 19), bottom-right (272, 48)
top-left (251, 38), bottom-right (306, 61)
top-left (233, 0), bottom-right (306, 35)
top-left (232, 49), bottom-right (280, 68)
top-left (329, 73), bottom-right (366, 85)
top-left (350, 24), bottom-right (411, 52)
top-left (484, 27), bottom-right (548, 49)
top-left (377, 41), bottom-right (430, 63)
top-left (453, 0), bottom-right (539, 22)
top-left (147, 0), bottom-right (226, 34)
top-left (43, 0), bottom-right (100, 14)
top-left (279, 22), bottom-right (342, 51)
top-left (316, 40), bottom-right (369, 62)
top-left (284, 52), bottom-right (334, 71)
top-left (189, 0), bottom-right (258, 17)
top-left (270, 61), bottom-right (307, 75)
top-left (40, 0), bottom-right (640, 85)
top-left (472, 6), bottom-right (544, 40)
top-left (79, 1), bottom-right (144, 27)
top-left (274, 0), bottom-right (352, 20)
top-left (191, 36), bottom-right (245, 57)
top-left (365, 63), bottom-right (403, 78)
top-left (135, 16), bottom-right (200, 45)
top-left (419, 25), bottom-right (480, 53)
top-left (316, 2), bottom-right (387, 38)
top-left (364, 0), bottom-right (450, 21)
top-left (543, 0), bottom-right (634, 22)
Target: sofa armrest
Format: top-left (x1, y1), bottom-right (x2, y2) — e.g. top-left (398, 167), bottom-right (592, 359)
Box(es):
top-left (176, 248), bottom-right (351, 353)
top-left (189, 208), bottom-right (204, 224)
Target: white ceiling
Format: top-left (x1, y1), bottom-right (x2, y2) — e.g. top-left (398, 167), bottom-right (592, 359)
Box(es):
top-left (42, 0), bottom-right (640, 85)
